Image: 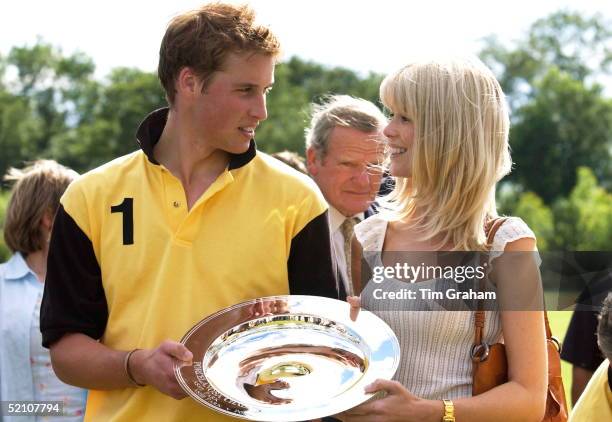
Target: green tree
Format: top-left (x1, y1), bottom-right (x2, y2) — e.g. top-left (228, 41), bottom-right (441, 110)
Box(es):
top-left (497, 183), bottom-right (555, 250)
top-left (480, 10), bottom-right (612, 108)
top-left (0, 89), bottom-right (43, 177)
top-left (481, 11), bottom-right (612, 202)
top-left (499, 168), bottom-right (612, 250)
top-left (49, 67), bottom-right (166, 171)
top-left (552, 167), bottom-right (612, 250)
top-left (284, 57), bottom-right (383, 105)
top-left (512, 192), bottom-right (554, 251)
top-left (1, 40), bottom-right (99, 175)
top-left (509, 68), bottom-right (612, 202)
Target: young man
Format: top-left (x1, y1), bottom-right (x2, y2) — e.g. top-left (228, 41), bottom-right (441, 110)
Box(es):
top-left (40, 4), bottom-right (338, 421)
top-left (305, 95), bottom-right (386, 296)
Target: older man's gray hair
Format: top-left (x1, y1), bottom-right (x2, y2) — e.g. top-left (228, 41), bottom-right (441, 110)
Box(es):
top-left (598, 293), bottom-right (612, 361)
top-left (305, 95), bottom-right (387, 160)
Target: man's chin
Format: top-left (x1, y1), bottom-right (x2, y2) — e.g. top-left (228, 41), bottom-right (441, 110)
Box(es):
top-left (226, 140), bottom-right (252, 155)
top-left (338, 204), bottom-right (371, 217)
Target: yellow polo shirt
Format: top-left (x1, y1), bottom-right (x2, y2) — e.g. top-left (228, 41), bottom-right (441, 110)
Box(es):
top-left (41, 108), bottom-right (339, 421)
top-left (569, 359), bottom-right (612, 422)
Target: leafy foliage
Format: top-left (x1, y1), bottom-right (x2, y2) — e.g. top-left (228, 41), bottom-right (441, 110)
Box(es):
top-left (509, 68), bottom-right (612, 202)
top-left (500, 168), bottom-right (612, 251)
top-left (481, 10), bottom-right (612, 203)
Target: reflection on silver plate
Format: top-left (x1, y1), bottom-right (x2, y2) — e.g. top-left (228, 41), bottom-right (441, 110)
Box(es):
top-left (175, 295), bottom-right (400, 421)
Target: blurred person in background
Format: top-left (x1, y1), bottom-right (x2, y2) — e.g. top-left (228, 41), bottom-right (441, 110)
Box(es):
top-left (569, 292), bottom-right (612, 421)
top-left (270, 150), bottom-right (308, 174)
top-left (561, 253), bottom-right (611, 405)
top-left (0, 160), bottom-right (85, 421)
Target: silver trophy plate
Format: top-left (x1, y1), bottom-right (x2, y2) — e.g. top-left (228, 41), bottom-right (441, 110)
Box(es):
top-left (175, 295), bottom-right (400, 421)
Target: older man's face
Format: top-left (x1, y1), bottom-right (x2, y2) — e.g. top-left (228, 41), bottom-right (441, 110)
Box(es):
top-left (308, 126), bottom-right (384, 217)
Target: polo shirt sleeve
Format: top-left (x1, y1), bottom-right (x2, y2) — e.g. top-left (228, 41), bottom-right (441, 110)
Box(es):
top-left (40, 203), bottom-right (108, 348)
top-left (287, 209), bottom-right (340, 300)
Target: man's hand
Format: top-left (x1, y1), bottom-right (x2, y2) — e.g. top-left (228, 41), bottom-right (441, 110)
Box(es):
top-left (130, 340), bottom-right (193, 399)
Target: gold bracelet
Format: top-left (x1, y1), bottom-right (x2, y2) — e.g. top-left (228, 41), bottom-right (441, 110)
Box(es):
top-left (442, 399), bottom-right (455, 422)
top-left (124, 348), bottom-right (145, 387)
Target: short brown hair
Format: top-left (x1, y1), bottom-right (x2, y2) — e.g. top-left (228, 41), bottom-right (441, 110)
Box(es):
top-left (3, 160), bottom-right (78, 254)
top-left (158, 2), bottom-right (281, 105)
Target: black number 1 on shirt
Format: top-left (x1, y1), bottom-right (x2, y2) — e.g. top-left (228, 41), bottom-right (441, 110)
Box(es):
top-left (111, 198), bottom-right (134, 245)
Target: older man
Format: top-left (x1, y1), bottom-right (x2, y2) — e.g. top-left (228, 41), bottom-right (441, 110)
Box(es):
top-left (306, 95), bottom-right (387, 297)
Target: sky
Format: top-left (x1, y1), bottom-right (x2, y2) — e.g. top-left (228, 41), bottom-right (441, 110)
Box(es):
top-left (1, 0), bottom-right (611, 79)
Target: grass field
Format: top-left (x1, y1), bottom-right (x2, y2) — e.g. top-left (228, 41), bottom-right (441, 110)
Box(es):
top-left (548, 311), bottom-right (574, 410)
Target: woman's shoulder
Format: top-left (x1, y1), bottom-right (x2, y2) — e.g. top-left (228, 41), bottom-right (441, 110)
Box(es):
top-left (491, 216), bottom-right (536, 251)
top-left (490, 216), bottom-right (540, 264)
top-left (354, 214), bottom-right (388, 251)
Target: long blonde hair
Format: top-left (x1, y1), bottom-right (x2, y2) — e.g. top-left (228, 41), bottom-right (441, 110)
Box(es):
top-left (379, 58), bottom-right (512, 251)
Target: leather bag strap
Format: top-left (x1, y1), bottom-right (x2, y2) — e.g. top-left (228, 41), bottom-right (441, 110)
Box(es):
top-left (474, 217), bottom-right (555, 347)
top-left (474, 217), bottom-right (508, 346)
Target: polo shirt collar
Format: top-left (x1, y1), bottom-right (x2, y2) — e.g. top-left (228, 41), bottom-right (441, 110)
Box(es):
top-left (4, 252), bottom-right (35, 281)
top-left (135, 107), bottom-right (257, 170)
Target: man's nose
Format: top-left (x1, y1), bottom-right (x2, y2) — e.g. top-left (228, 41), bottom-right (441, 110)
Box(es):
top-left (250, 94), bottom-right (268, 121)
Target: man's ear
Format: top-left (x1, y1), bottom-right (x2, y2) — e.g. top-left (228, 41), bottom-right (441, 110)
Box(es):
top-left (176, 67), bottom-right (200, 98)
top-left (306, 147), bottom-right (319, 176)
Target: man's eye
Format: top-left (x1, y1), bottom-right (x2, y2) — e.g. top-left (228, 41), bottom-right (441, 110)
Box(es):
top-left (264, 87), bottom-right (273, 95)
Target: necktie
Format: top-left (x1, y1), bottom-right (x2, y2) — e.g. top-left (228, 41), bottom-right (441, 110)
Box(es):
top-left (340, 217), bottom-right (358, 295)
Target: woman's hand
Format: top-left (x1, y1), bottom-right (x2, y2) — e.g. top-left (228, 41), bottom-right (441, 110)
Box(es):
top-left (347, 295), bottom-right (361, 321)
top-left (336, 379), bottom-right (442, 422)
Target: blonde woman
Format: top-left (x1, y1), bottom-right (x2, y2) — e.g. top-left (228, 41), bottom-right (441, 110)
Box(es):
top-left (340, 59), bottom-right (548, 421)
